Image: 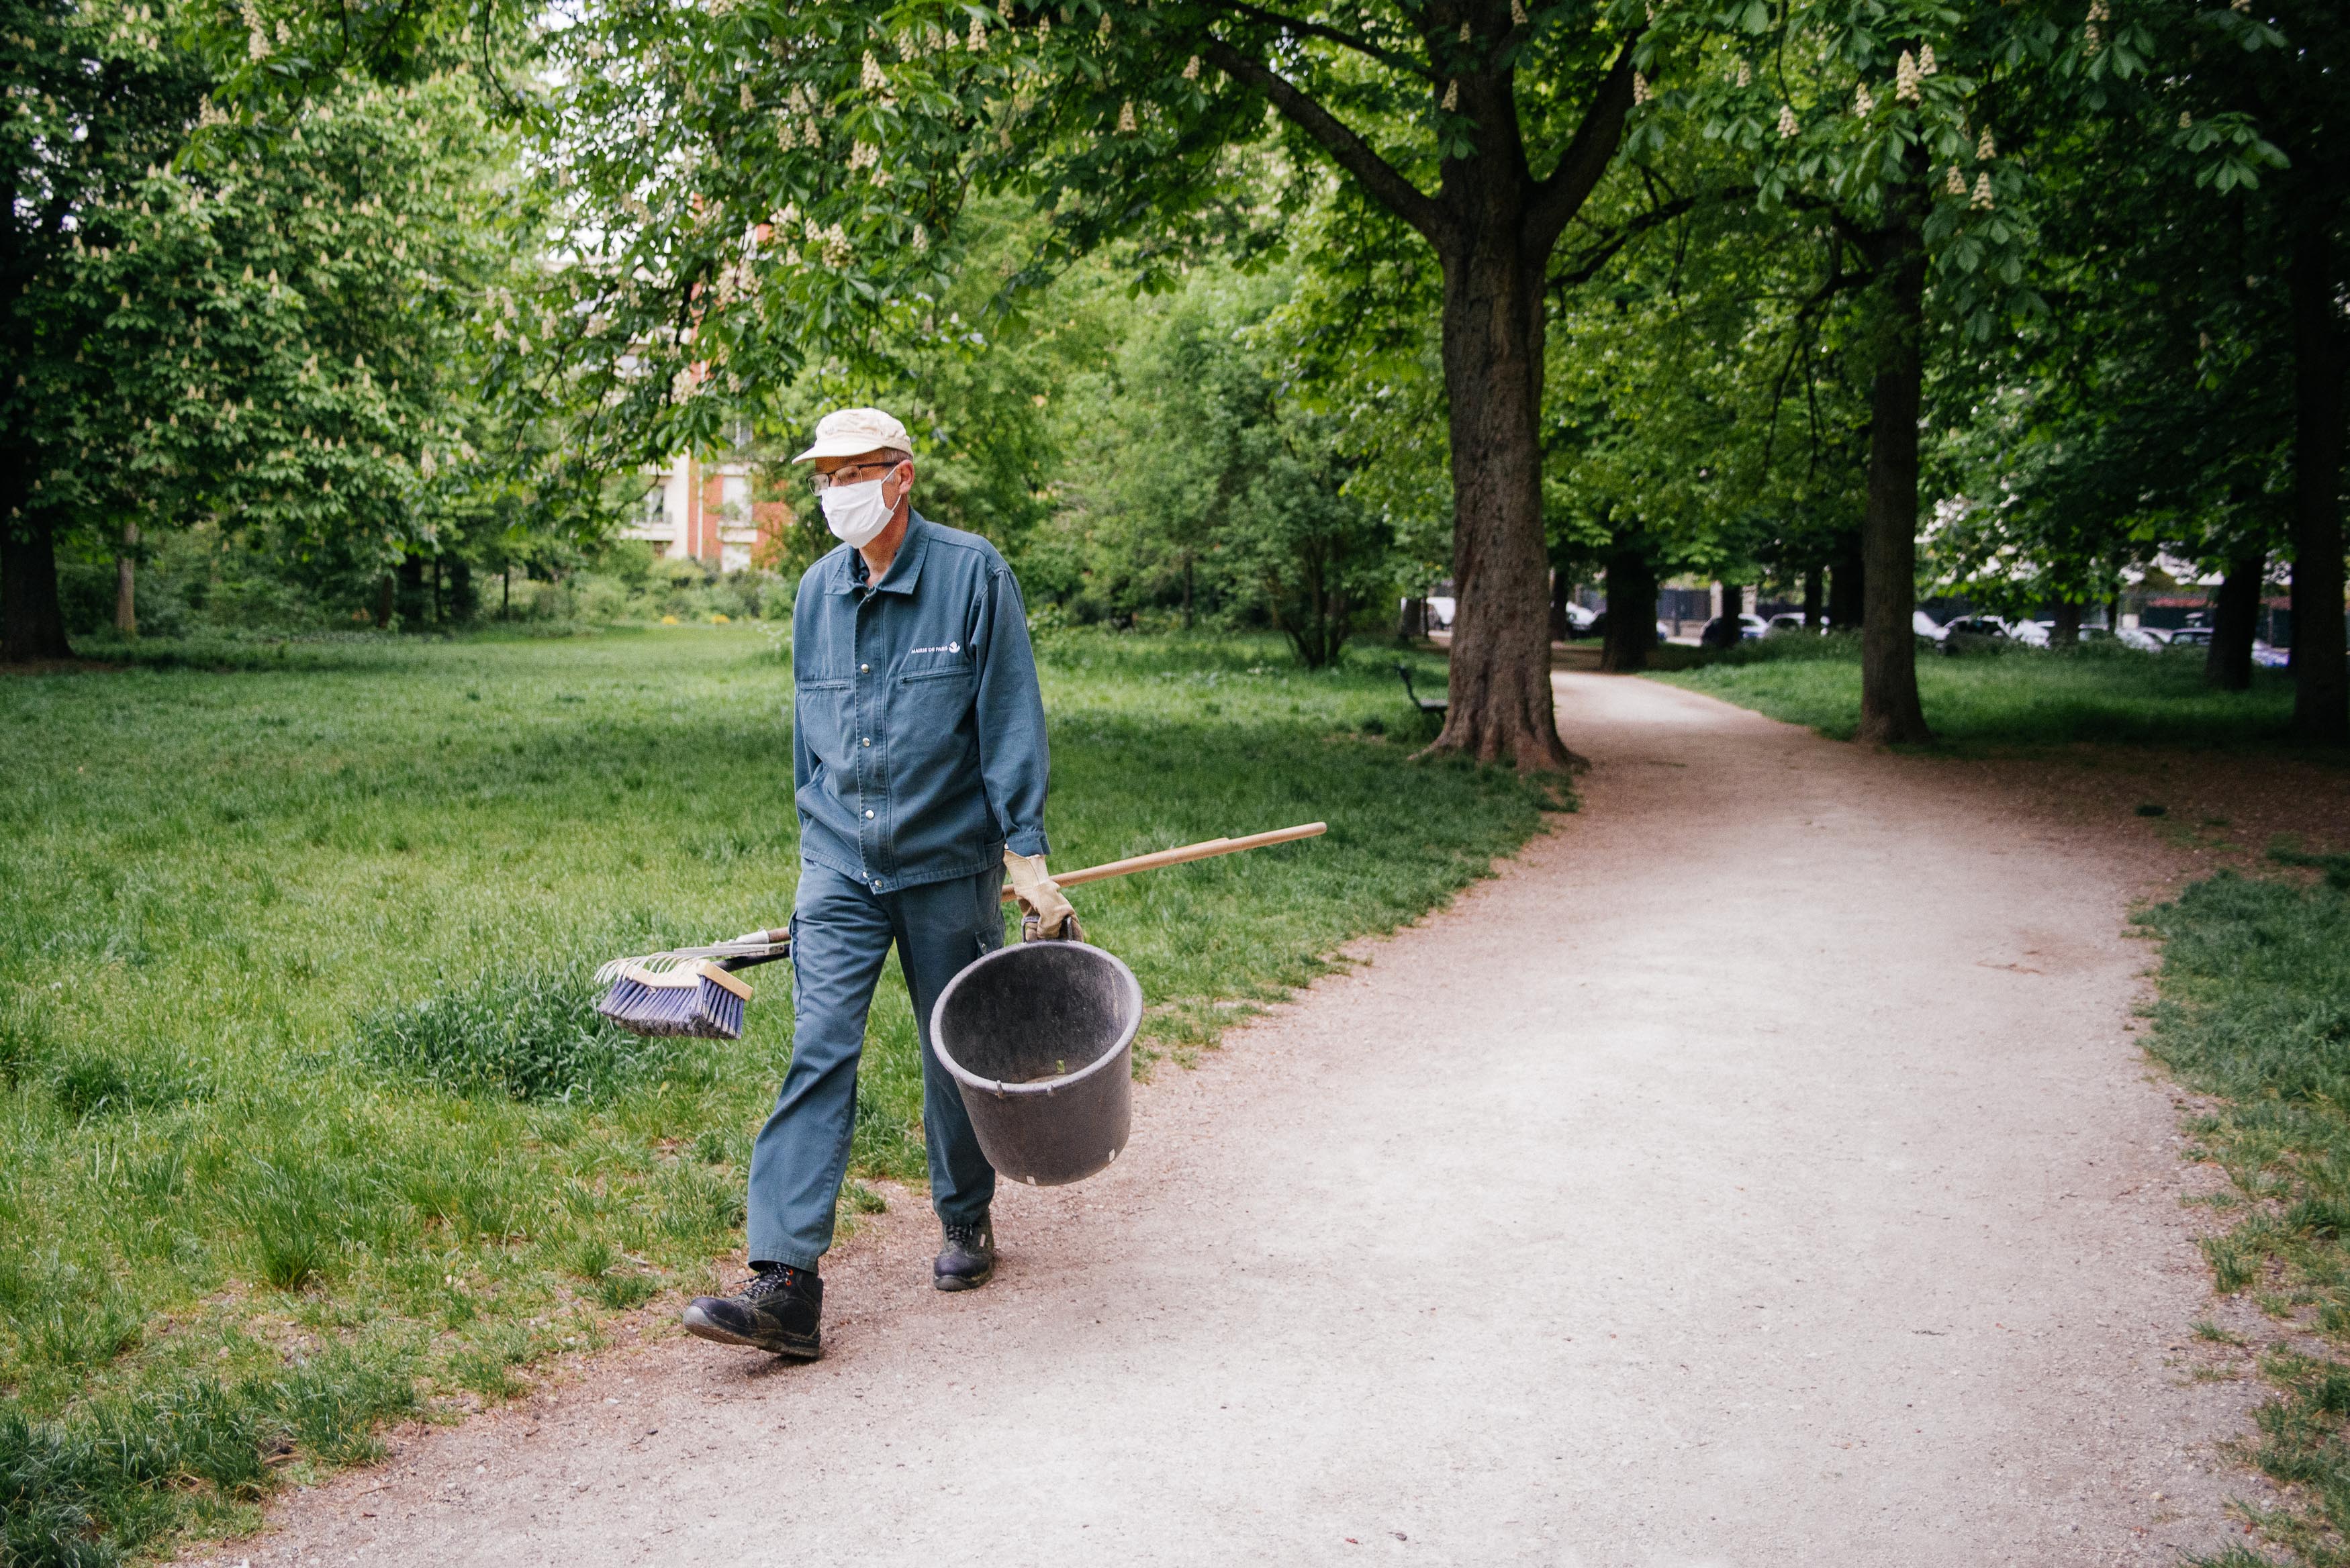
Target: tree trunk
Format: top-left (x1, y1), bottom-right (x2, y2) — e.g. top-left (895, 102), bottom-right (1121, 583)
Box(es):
top-left (1856, 197), bottom-right (1934, 746)
top-left (2051, 598), bottom-right (2081, 649)
top-left (2206, 552), bottom-right (2263, 692)
top-left (1802, 565), bottom-right (1823, 630)
top-left (1703, 583), bottom-right (1743, 648)
top-left (1428, 238), bottom-right (1581, 770)
top-left (114, 522), bottom-right (139, 638)
top-left (1548, 570), bottom-right (1569, 642)
top-left (395, 556), bottom-right (427, 629)
top-left (1, 512), bottom-right (73, 662)
top-left (501, 566), bottom-right (511, 618)
top-left (2288, 228), bottom-right (2348, 742)
top-left (375, 573), bottom-right (396, 630)
top-left (1399, 596), bottom-right (1427, 642)
top-left (451, 556), bottom-right (477, 622)
top-left (1601, 546), bottom-right (1656, 673)
top-left (1828, 529), bottom-right (1863, 631)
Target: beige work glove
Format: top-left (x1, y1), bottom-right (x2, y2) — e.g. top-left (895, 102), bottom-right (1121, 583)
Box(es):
top-left (1002, 849), bottom-right (1076, 940)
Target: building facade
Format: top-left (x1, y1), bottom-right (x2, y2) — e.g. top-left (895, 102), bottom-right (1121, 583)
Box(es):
top-left (622, 454), bottom-right (792, 573)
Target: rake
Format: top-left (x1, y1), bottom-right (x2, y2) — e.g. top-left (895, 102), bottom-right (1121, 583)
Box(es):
top-left (592, 822), bottom-right (1325, 1041)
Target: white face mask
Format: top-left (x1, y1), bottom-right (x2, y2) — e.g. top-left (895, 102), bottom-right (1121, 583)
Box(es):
top-left (820, 477), bottom-right (895, 549)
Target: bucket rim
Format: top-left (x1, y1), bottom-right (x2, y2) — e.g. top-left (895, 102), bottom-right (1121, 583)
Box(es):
top-left (928, 940), bottom-right (1143, 1099)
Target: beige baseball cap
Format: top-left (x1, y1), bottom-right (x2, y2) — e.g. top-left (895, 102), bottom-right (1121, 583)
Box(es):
top-left (792, 406), bottom-right (914, 463)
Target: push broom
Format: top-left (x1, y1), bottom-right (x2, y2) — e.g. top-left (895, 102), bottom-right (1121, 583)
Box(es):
top-left (593, 822), bottom-right (1326, 1042)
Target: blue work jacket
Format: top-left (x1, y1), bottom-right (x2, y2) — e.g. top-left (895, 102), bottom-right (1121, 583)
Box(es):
top-left (790, 511), bottom-right (1051, 894)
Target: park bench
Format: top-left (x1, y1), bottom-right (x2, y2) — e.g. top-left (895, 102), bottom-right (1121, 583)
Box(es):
top-left (1394, 663), bottom-right (1448, 729)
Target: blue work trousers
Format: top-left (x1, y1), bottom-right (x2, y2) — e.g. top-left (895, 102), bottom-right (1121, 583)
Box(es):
top-left (745, 861), bottom-right (1003, 1271)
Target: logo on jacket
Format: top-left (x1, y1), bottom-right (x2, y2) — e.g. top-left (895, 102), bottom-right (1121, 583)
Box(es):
top-left (910, 641), bottom-right (963, 656)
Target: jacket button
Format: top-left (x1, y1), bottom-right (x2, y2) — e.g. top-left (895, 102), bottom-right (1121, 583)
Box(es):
top-left (859, 663), bottom-right (869, 673)
top-left (861, 736), bottom-right (871, 746)
top-left (864, 809), bottom-right (876, 819)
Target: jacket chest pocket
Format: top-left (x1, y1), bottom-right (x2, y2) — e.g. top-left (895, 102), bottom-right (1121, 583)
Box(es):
top-left (795, 679), bottom-right (855, 762)
top-left (892, 665), bottom-right (974, 736)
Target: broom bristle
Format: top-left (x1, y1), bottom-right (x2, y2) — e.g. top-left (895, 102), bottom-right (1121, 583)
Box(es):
top-left (597, 962), bottom-right (753, 1041)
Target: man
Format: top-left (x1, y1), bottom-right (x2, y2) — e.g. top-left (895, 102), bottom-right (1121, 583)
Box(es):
top-left (682, 407), bottom-right (1075, 1361)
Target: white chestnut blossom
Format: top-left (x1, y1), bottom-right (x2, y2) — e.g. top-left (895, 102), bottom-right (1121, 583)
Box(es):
top-left (1776, 104), bottom-right (1799, 138)
top-left (1971, 172), bottom-right (1994, 209)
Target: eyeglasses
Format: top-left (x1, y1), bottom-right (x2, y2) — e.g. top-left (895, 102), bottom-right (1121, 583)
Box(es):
top-left (810, 460), bottom-right (904, 493)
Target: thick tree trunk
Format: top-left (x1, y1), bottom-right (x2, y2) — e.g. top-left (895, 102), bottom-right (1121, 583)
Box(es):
top-left (1548, 571), bottom-right (1569, 642)
top-left (2206, 552), bottom-right (2263, 692)
top-left (395, 556), bottom-right (427, 628)
top-left (2288, 230), bottom-right (2347, 742)
top-left (1601, 546), bottom-right (1656, 673)
top-left (1856, 201), bottom-right (1934, 746)
top-left (2051, 598), bottom-right (2081, 648)
top-left (1802, 566), bottom-right (1823, 630)
top-left (114, 522), bottom-right (138, 637)
top-left (1702, 582), bottom-right (1743, 648)
top-left (451, 556), bottom-right (477, 621)
top-left (1429, 238), bottom-right (1581, 769)
top-left (375, 573), bottom-right (395, 629)
top-left (1, 513), bottom-right (73, 662)
top-left (1827, 530), bottom-right (1864, 631)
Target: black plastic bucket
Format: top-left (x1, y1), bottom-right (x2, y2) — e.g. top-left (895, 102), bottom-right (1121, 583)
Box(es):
top-left (929, 939), bottom-right (1143, 1187)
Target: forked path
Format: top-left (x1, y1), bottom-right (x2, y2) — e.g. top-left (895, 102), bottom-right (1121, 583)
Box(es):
top-left (214, 673), bottom-right (2262, 1567)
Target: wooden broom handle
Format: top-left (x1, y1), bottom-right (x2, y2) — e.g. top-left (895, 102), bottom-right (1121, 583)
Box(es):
top-left (1002, 822), bottom-right (1327, 897)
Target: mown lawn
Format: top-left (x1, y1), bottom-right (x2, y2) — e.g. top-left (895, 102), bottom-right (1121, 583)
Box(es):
top-left (1648, 635), bottom-right (2300, 750)
top-left (0, 625), bottom-right (1542, 1565)
top-left (2134, 853), bottom-right (2350, 1567)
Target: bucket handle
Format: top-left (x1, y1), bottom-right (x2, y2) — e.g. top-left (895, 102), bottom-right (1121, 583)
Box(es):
top-left (1019, 912), bottom-right (1088, 946)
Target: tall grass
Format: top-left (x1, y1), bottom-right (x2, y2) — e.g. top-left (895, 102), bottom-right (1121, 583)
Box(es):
top-left (0, 625), bottom-right (1540, 1562)
top-left (1650, 634), bottom-right (2300, 750)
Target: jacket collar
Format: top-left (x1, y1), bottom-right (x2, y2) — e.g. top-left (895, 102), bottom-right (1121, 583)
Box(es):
top-left (827, 511), bottom-right (931, 597)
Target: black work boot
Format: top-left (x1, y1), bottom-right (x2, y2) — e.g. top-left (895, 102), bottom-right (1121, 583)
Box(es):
top-left (681, 1265), bottom-right (822, 1359)
top-left (933, 1216), bottom-right (996, 1292)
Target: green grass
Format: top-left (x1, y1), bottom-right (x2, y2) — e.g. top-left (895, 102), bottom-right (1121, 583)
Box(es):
top-left (1648, 634), bottom-right (2301, 750)
top-left (2136, 861), bottom-right (2350, 1565)
top-left (0, 624), bottom-right (1538, 1564)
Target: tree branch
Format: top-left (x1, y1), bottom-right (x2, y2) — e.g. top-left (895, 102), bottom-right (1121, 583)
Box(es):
top-left (1522, 30), bottom-right (1642, 264)
top-left (1191, 0), bottom-right (1431, 81)
top-left (1201, 40), bottom-right (1447, 247)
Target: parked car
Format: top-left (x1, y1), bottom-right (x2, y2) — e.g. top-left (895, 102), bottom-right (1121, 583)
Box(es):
top-left (2167, 626), bottom-right (2214, 648)
top-left (1913, 609), bottom-right (1948, 642)
top-left (1764, 611), bottom-right (1817, 635)
top-left (1558, 601), bottom-right (1599, 638)
top-left (1585, 611), bottom-right (1664, 646)
top-left (1941, 616), bottom-right (2009, 640)
top-left (1699, 612), bottom-right (1768, 646)
top-left (2253, 639), bottom-right (2290, 669)
top-left (2118, 627), bottom-right (2170, 651)
top-left (2008, 619), bottom-right (2052, 647)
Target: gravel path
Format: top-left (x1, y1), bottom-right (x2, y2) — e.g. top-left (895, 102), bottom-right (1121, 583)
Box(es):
top-left (205, 671), bottom-right (2267, 1567)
